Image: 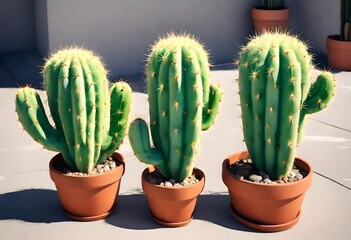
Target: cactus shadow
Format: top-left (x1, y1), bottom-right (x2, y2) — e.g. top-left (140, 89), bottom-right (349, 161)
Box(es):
top-left (0, 189), bottom-right (68, 223)
top-left (194, 193), bottom-right (255, 232)
top-left (106, 194), bottom-right (162, 230)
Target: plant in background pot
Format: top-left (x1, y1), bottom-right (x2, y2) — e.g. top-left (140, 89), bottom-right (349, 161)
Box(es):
top-left (129, 33), bottom-right (222, 227)
top-left (222, 32), bottom-right (336, 232)
top-left (252, 0), bottom-right (289, 33)
top-left (327, 0), bottom-right (351, 70)
top-left (15, 48), bottom-right (132, 221)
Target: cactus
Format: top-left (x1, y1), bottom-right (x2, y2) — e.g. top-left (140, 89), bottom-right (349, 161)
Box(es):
top-left (238, 32), bottom-right (336, 179)
top-left (341, 0), bottom-right (351, 41)
top-left (129, 33), bottom-right (222, 182)
top-left (261, 0), bottom-right (285, 10)
top-left (16, 48), bottom-right (132, 173)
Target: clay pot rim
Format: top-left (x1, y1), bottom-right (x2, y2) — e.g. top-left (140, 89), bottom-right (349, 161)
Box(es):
top-left (327, 35), bottom-right (351, 46)
top-left (49, 151), bottom-right (125, 179)
top-left (223, 151), bottom-right (312, 188)
top-left (142, 166), bottom-right (205, 190)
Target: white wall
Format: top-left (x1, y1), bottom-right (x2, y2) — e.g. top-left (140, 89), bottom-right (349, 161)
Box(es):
top-left (1, 0), bottom-right (340, 77)
top-left (42, 0), bottom-right (258, 78)
top-left (288, 0), bottom-right (340, 53)
top-left (35, 0), bottom-right (49, 55)
top-left (0, 0), bottom-right (36, 53)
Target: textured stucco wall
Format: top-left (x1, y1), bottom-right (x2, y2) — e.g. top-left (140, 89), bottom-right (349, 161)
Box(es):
top-left (0, 0), bottom-right (36, 53)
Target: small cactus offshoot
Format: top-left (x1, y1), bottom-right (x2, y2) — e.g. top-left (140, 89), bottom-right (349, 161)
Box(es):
top-left (129, 33), bottom-right (222, 182)
top-left (16, 48), bottom-right (132, 173)
top-left (238, 32), bottom-right (336, 179)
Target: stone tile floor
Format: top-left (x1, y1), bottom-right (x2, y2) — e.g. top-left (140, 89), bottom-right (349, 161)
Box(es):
top-left (0, 49), bottom-right (350, 239)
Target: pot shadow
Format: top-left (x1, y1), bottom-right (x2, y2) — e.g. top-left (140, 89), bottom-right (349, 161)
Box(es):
top-left (0, 189), bottom-right (68, 223)
top-left (105, 194), bottom-right (162, 230)
top-left (194, 192), bottom-right (255, 232)
top-left (107, 192), bottom-right (254, 232)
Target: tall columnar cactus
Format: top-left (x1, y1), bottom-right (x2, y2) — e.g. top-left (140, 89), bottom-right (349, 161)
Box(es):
top-left (129, 33), bottom-right (222, 182)
top-left (16, 48), bottom-right (132, 173)
top-left (238, 32), bottom-right (336, 179)
top-left (341, 0), bottom-right (351, 41)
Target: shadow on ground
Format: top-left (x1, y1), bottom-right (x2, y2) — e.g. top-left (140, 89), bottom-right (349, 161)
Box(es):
top-left (0, 189), bottom-right (68, 223)
top-left (0, 189), bottom-right (252, 231)
top-left (106, 192), bottom-right (253, 232)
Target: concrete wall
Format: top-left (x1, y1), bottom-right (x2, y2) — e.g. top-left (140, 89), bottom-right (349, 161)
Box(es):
top-left (0, 0), bottom-right (36, 53)
top-left (35, 0), bottom-right (49, 55)
top-left (288, 0), bottom-right (340, 54)
top-left (1, 0), bottom-right (341, 77)
top-left (41, 0), bottom-right (257, 79)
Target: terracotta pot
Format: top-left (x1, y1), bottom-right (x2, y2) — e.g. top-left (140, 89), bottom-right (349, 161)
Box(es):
top-left (327, 35), bottom-right (351, 70)
top-left (222, 151), bottom-right (313, 232)
top-left (252, 8), bottom-right (289, 33)
top-left (49, 151), bottom-right (125, 221)
top-left (141, 166), bottom-right (205, 227)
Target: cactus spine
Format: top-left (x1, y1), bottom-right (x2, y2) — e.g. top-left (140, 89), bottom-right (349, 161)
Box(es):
top-left (129, 33), bottom-right (222, 182)
top-left (238, 32), bottom-right (336, 179)
top-left (16, 48), bottom-right (132, 173)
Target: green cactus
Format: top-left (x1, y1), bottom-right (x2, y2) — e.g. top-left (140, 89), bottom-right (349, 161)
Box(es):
top-left (261, 0), bottom-right (285, 10)
top-left (16, 48), bottom-right (132, 173)
top-left (238, 32), bottom-right (336, 179)
top-left (341, 0), bottom-right (351, 41)
top-left (129, 33), bottom-right (222, 182)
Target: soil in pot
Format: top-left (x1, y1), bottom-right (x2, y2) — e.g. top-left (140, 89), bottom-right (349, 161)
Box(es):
top-left (49, 151), bottom-right (125, 221)
top-left (227, 158), bottom-right (308, 185)
top-left (142, 167), bottom-right (205, 227)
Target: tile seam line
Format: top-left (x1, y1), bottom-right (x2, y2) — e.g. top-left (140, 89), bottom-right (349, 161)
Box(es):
top-left (313, 171), bottom-right (351, 191)
top-left (310, 118), bottom-right (351, 133)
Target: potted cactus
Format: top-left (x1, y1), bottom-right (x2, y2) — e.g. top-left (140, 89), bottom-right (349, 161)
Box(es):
top-left (222, 32), bottom-right (336, 232)
top-left (327, 0), bottom-right (351, 70)
top-left (129, 33), bottom-right (222, 227)
top-left (252, 0), bottom-right (289, 33)
top-left (15, 48), bottom-right (132, 221)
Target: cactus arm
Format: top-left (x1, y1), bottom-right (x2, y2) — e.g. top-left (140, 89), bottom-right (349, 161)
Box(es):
top-left (202, 84), bottom-right (222, 130)
top-left (16, 87), bottom-right (65, 152)
top-left (297, 71), bottom-right (336, 143)
top-left (275, 46), bottom-right (302, 178)
top-left (43, 58), bottom-right (63, 133)
top-left (148, 49), bottom-right (166, 153)
top-left (15, 87), bottom-right (77, 168)
top-left (99, 81), bottom-right (132, 163)
top-left (129, 119), bottom-right (170, 177)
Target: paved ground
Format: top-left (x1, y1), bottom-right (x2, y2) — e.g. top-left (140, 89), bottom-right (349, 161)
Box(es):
top-left (0, 49), bottom-right (350, 239)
